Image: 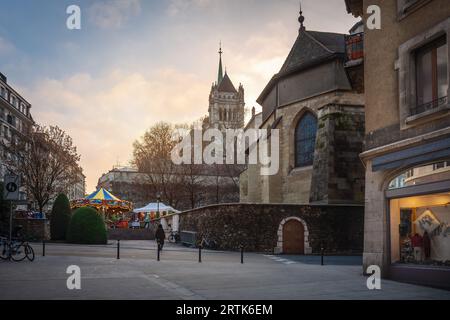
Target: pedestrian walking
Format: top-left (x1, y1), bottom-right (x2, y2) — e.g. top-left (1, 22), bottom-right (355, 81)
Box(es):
top-left (155, 224), bottom-right (166, 251)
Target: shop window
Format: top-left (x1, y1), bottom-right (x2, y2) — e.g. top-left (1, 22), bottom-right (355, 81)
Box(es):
top-left (388, 162), bottom-right (450, 267)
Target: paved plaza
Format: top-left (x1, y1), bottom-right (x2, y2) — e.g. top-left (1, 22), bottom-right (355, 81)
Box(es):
top-left (0, 241), bottom-right (449, 300)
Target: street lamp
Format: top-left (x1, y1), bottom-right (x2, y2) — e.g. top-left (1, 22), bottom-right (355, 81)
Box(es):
top-left (156, 192), bottom-right (161, 219)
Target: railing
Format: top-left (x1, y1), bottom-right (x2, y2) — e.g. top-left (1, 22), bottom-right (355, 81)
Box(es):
top-left (411, 96), bottom-right (448, 116)
top-left (345, 33), bottom-right (364, 62)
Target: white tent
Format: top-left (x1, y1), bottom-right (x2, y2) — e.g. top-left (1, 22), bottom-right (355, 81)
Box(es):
top-left (133, 203), bottom-right (180, 214)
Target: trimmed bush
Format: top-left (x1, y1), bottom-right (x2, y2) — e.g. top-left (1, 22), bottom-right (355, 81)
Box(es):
top-left (67, 207), bottom-right (107, 244)
top-left (50, 194), bottom-right (72, 240)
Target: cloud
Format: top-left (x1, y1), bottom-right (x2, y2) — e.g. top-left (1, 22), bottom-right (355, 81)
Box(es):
top-left (0, 36), bottom-right (15, 55)
top-left (167, 0), bottom-right (212, 16)
top-left (88, 0), bottom-right (142, 29)
top-left (25, 69), bottom-right (209, 192)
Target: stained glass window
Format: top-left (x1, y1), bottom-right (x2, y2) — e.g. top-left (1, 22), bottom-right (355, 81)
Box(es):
top-left (295, 112), bottom-right (317, 167)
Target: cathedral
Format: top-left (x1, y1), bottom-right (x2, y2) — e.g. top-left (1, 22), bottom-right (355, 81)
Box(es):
top-left (207, 45), bottom-right (245, 130)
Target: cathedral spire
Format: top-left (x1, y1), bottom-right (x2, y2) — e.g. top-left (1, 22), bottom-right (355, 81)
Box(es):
top-left (218, 42), bottom-right (224, 85)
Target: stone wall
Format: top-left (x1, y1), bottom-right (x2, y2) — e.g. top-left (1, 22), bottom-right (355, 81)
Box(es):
top-left (240, 91), bottom-right (365, 205)
top-left (310, 104), bottom-right (365, 204)
top-left (13, 218), bottom-right (50, 241)
top-left (179, 203), bottom-right (364, 254)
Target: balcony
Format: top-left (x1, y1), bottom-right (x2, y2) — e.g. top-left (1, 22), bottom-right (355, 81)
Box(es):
top-left (410, 96), bottom-right (448, 116)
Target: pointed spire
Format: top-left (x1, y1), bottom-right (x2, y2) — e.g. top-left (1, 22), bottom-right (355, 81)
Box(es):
top-left (218, 42), bottom-right (224, 84)
top-left (298, 1), bottom-right (305, 32)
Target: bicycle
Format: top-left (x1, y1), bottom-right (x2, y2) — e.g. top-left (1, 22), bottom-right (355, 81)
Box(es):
top-left (168, 231), bottom-right (180, 243)
top-left (0, 236), bottom-right (35, 262)
top-left (196, 235), bottom-right (218, 250)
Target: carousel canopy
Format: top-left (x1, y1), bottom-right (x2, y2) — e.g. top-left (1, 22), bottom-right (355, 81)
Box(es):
top-left (70, 188), bottom-right (132, 213)
top-left (86, 188), bottom-right (121, 201)
top-left (134, 203), bottom-right (180, 214)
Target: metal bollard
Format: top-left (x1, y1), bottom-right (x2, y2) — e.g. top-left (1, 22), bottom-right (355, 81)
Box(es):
top-left (42, 240), bottom-right (46, 257)
top-left (157, 244), bottom-right (161, 261)
top-left (117, 240), bottom-right (120, 260)
top-left (240, 244), bottom-right (244, 264)
top-left (198, 245), bottom-right (202, 263)
top-left (321, 247), bottom-right (325, 266)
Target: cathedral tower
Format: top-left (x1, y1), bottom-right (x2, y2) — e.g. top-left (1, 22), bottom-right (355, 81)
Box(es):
top-left (208, 44), bottom-right (245, 130)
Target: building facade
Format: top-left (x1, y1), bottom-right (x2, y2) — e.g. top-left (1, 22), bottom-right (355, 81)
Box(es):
top-left (346, 0), bottom-right (450, 289)
top-left (97, 165), bottom-right (241, 211)
top-left (0, 72), bottom-right (33, 202)
top-left (240, 12), bottom-right (365, 206)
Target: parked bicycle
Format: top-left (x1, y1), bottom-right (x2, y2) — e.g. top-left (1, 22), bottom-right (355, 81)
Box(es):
top-left (168, 231), bottom-right (180, 243)
top-left (196, 235), bottom-right (218, 250)
top-left (0, 236), bottom-right (35, 262)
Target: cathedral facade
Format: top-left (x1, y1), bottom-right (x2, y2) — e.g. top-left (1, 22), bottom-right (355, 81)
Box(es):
top-left (207, 46), bottom-right (245, 130)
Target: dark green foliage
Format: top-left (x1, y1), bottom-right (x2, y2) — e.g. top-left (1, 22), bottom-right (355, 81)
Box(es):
top-left (50, 194), bottom-right (72, 240)
top-left (67, 207), bottom-right (107, 244)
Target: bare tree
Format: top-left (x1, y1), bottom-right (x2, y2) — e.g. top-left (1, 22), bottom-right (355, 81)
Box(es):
top-left (132, 122), bottom-right (184, 207)
top-left (2, 125), bottom-right (81, 213)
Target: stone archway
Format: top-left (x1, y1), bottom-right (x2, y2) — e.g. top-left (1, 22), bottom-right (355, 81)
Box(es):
top-left (275, 217), bottom-right (312, 254)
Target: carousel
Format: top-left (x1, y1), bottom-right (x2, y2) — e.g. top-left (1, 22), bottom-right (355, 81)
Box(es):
top-left (70, 188), bottom-right (133, 225)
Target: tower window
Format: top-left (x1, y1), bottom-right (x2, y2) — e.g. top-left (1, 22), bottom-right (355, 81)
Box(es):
top-left (295, 112), bottom-right (317, 167)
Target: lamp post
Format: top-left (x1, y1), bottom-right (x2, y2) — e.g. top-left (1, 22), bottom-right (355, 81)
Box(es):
top-left (156, 192), bottom-right (161, 219)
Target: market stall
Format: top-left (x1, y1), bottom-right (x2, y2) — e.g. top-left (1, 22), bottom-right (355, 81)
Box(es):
top-left (134, 202), bottom-right (181, 232)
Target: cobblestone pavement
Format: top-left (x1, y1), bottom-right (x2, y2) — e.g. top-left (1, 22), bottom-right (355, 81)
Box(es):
top-left (0, 241), bottom-right (449, 300)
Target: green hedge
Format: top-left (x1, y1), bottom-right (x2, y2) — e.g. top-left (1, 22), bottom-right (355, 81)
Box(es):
top-left (67, 207), bottom-right (107, 244)
top-left (50, 194), bottom-right (72, 240)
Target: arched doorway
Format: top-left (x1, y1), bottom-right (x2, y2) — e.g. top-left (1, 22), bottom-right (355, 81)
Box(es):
top-left (282, 220), bottom-right (304, 254)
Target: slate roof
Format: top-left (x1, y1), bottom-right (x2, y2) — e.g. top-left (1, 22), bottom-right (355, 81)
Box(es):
top-left (279, 30), bottom-right (346, 75)
top-left (217, 72), bottom-right (237, 93)
top-left (257, 29), bottom-right (346, 104)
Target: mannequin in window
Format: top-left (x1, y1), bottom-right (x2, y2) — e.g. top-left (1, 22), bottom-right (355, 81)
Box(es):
top-left (410, 233), bottom-right (424, 262)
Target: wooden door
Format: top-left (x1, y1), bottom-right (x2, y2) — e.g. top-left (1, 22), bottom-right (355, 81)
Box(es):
top-left (283, 220), bottom-right (304, 254)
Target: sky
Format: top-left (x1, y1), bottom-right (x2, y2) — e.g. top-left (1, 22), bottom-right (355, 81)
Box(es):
top-left (0, 0), bottom-right (358, 193)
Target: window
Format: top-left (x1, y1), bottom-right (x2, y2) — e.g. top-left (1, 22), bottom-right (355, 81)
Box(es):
top-left (0, 87), bottom-right (5, 99)
top-left (398, 18), bottom-right (450, 128)
top-left (7, 114), bottom-right (15, 127)
top-left (295, 112), bottom-right (317, 167)
top-left (397, 0), bottom-right (432, 20)
top-left (414, 36), bottom-right (448, 115)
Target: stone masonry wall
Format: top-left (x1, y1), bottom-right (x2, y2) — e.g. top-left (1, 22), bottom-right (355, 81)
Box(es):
top-left (179, 203), bottom-right (364, 254)
top-left (13, 218), bottom-right (50, 241)
top-left (310, 105), bottom-right (365, 204)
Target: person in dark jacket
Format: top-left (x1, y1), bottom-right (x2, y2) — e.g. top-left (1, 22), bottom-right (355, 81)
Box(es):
top-left (155, 224), bottom-right (166, 250)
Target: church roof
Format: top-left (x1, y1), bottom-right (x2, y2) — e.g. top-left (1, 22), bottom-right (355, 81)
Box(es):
top-left (278, 30), bottom-right (346, 75)
top-left (257, 29), bottom-right (346, 104)
top-left (217, 72), bottom-right (237, 93)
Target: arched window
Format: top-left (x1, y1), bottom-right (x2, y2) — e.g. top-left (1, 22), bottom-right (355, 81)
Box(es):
top-left (295, 112), bottom-right (317, 167)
